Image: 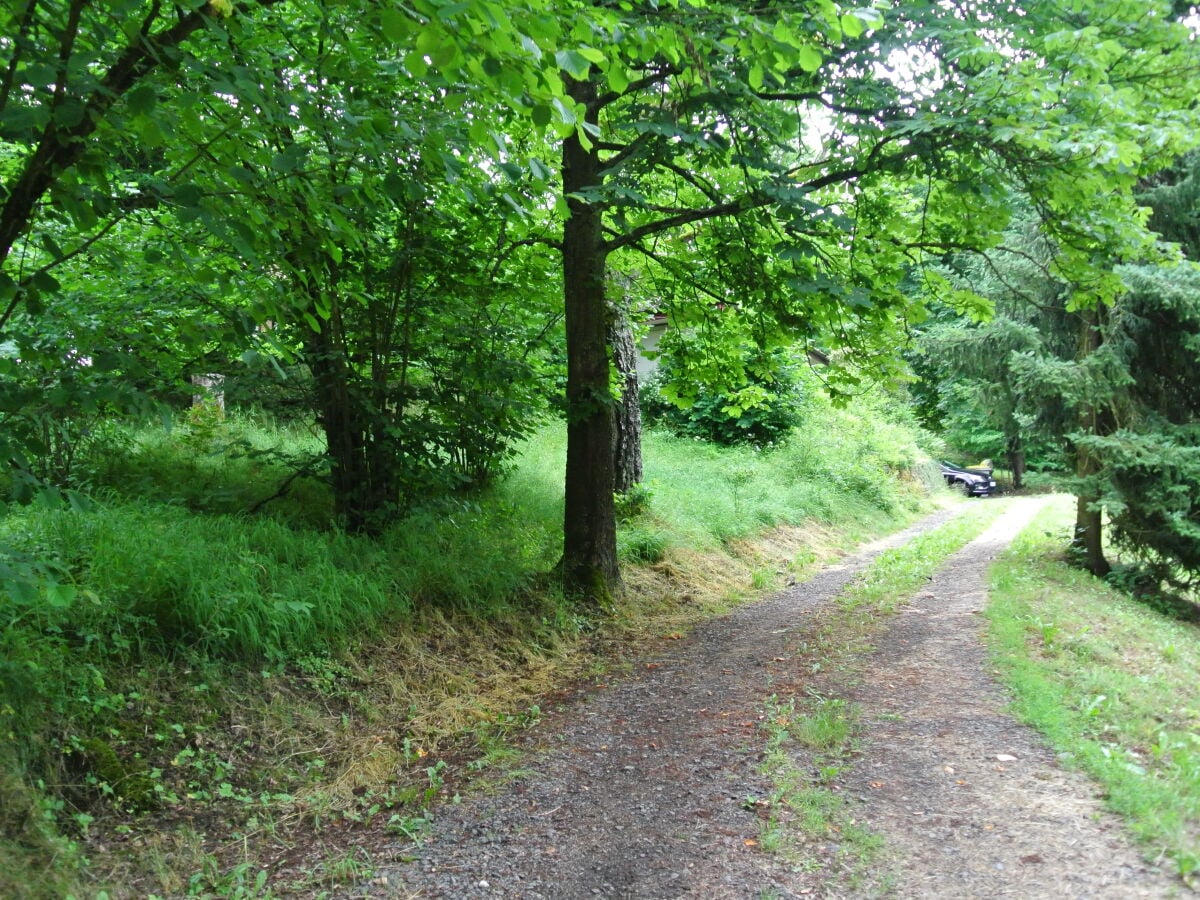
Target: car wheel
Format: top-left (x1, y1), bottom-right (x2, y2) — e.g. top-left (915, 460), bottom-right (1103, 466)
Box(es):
top-left (958, 480), bottom-right (973, 496)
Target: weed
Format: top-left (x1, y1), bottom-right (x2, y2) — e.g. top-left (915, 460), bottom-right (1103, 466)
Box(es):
top-left (754, 692), bottom-right (879, 884)
top-left (618, 525), bottom-right (669, 563)
top-left (793, 695), bottom-right (855, 752)
top-left (180, 400), bottom-right (229, 452)
top-left (614, 482), bottom-right (654, 521)
top-left (386, 810), bottom-right (434, 844)
top-left (838, 501), bottom-right (1005, 615)
top-left (321, 848), bottom-right (373, 885)
top-left (187, 858), bottom-right (271, 899)
top-left (750, 568), bottom-right (775, 590)
top-left (1028, 616), bottom-right (1060, 649)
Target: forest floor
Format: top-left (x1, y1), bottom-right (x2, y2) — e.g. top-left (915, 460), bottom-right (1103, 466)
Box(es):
top-left (350, 498), bottom-right (1184, 899)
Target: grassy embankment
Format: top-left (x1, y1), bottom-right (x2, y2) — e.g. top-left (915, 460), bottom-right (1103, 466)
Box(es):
top-left (0, 398), bottom-right (940, 898)
top-left (986, 495), bottom-right (1200, 884)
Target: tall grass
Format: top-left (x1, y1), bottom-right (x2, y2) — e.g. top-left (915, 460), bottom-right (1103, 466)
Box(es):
top-left (78, 409), bottom-right (333, 526)
top-left (0, 395), bottom-right (943, 897)
top-left (1, 396), bottom-right (935, 718)
top-left (635, 396), bottom-right (931, 551)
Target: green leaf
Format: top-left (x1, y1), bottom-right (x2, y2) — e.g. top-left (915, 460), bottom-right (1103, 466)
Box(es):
top-left (31, 270), bottom-right (60, 294)
top-left (796, 45), bottom-right (822, 73)
top-left (379, 8), bottom-right (411, 43)
top-left (404, 51), bottom-right (429, 78)
top-left (555, 49), bottom-right (592, 80)
top-left (0, 105), bottom-right (49, 140)
top-left (552, 96), bottom-right (578, 129)
top-left (125, 85), bottom-right (158, 117)
top-left (519, 34), bottom-right (543, 62)
top-left (432, 40), bottom-right (461, 70)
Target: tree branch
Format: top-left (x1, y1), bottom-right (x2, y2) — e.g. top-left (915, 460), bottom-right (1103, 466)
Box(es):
top-left (592, 65), bottom-right (677, 111)
top-left (0, 0), bottom-right (284, 329)
top-left (0, 0), bottom-right (40, 112)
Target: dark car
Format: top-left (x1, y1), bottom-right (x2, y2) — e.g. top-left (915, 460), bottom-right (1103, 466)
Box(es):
top-left (941, 461), bottom-right (997, 496)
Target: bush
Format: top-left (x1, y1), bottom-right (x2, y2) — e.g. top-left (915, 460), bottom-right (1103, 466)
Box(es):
top-left (641, 354), bottom-right (802, 446)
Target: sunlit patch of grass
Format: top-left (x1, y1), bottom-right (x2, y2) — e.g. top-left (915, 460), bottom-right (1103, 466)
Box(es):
top-left (986, 495), bottom-right (1200, 884)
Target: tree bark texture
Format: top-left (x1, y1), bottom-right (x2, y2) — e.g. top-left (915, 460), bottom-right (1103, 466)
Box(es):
top-left (1005, 433), bottom-right (1025, 491)
top-left (560, 76), bottom-right (620, 602)
top-left (609, 303), bottom-right (644, 495)
top-left (1071, 307), bottom-right (1111, 577)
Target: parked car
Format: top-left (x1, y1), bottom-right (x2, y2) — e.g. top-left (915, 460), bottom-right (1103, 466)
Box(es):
top-left (940, 461), bottom-right (997, 496)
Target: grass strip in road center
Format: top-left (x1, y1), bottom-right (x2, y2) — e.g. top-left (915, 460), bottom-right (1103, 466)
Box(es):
top-left (752, 498), bottom-right (1008, 889)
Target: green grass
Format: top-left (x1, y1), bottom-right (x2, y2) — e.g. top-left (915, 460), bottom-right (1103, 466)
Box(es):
top-left (755, 694), bottom-right (883, 886)
top-left (986, 495), bottom-right (1200, 883)
top-left (79, 409), bottom-right (334, 527)
top-left (640, 401), bottom-right (929, 550)
top-left (0, 397), bottom-right (945, 898)
top-left (838, 499), bottom-right (1006, 615)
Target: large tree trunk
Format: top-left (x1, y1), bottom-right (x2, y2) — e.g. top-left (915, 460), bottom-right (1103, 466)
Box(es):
top-left (560, 76), bottom-right (620, 604)
top-left (1070, 307), bottom-right (1111, 577)
top-left (609, 302), bottom-right (643, 494)
top-left (1073, 492), bottom-right (1109, 577)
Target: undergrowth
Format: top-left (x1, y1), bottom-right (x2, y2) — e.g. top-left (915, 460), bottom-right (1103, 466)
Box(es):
top-left (0, 396), bottom-right (943, 898)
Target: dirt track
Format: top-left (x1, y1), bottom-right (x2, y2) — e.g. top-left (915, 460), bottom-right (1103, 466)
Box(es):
top-left (358, 498), bottom-right (1181, 898)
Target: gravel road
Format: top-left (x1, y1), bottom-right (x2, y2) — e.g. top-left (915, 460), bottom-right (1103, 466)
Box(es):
top-left (356, 498), bottom-right (1182, 899)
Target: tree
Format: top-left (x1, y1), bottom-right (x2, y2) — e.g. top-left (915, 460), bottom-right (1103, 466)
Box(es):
top-left (913, 219), bottom-right (1079, 488)
top-left (917, 160), bottom-right (1200, 582)
top-left (539, 0), bottom-right (1200, 599)
top-left (1080, 153), bottom-right (1200, 587)
top-left (608, 297), bottom-right (643, 495)
top-left (2, 1), bottom-right (568, 528)
top-left (187, 11), bottom-right (564, 532)
top-left (0, 1), bottom-right (304, 488)
top-left (0, 1), bottom-right (287, 320)
top-left (4, 0), bottom-right (1198, 606)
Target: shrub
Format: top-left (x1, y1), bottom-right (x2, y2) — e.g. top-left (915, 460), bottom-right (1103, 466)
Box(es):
top-left (641, 354), bottom-right (802, 446)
